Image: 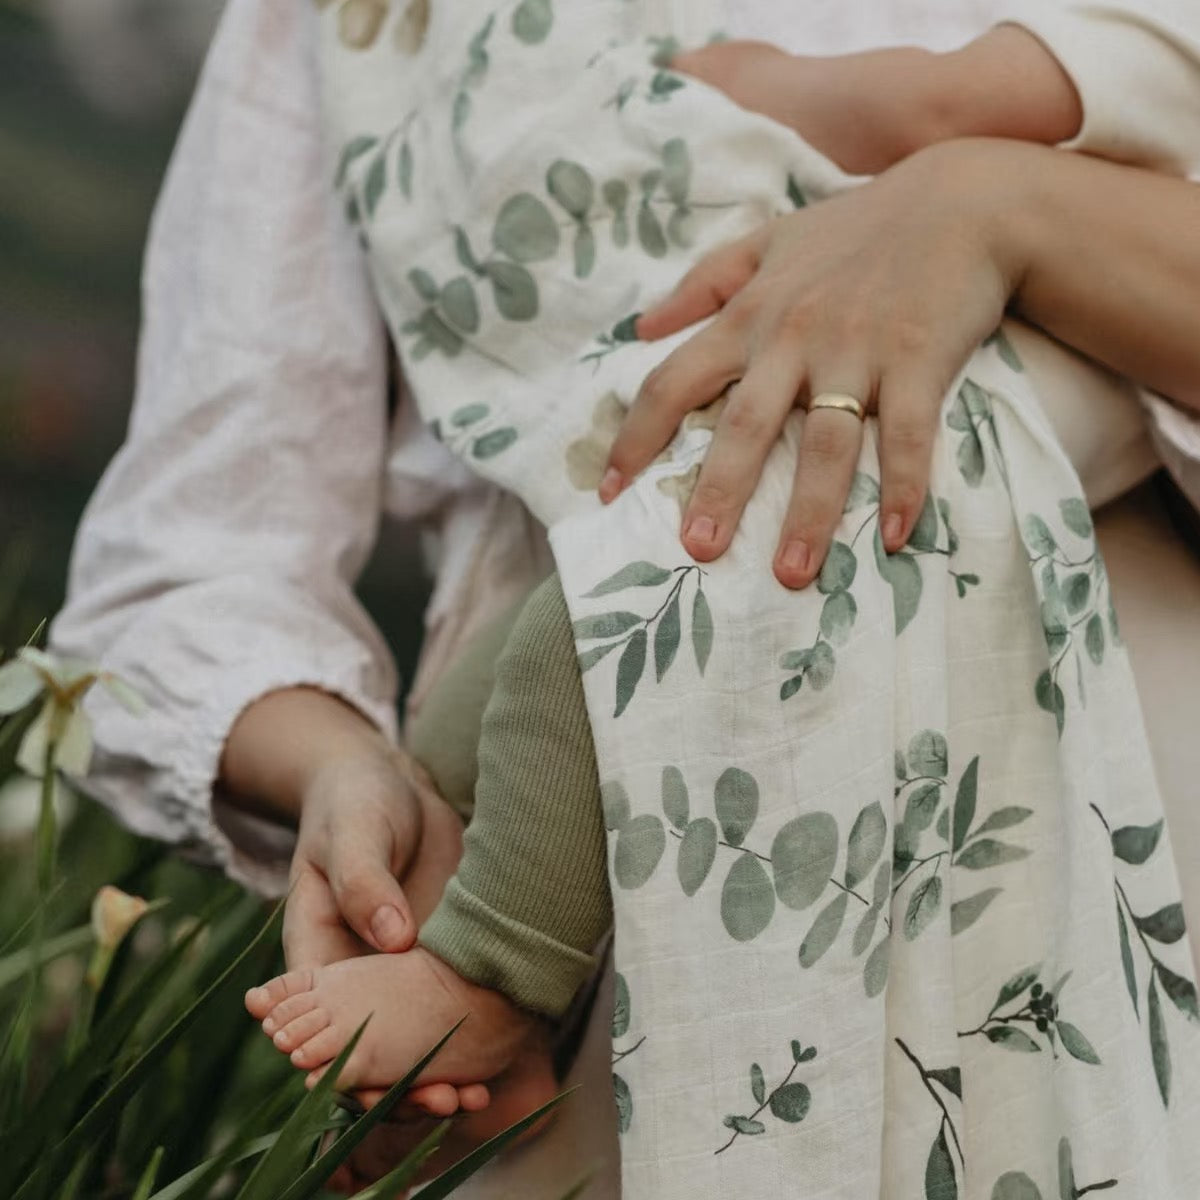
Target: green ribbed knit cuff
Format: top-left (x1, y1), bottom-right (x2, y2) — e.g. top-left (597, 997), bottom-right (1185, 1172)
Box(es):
top-left (420, 876), bottom-right (598, 1019)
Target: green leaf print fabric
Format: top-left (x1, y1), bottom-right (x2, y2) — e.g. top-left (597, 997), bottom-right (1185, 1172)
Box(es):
top-left (314, 1), bottom-right (1200, 1196)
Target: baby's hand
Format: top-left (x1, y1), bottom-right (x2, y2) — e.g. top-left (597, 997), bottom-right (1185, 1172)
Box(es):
top-left (670, 40), bottom-right (941, 176)
top-left (670, 28), bottom-right (1081, 177)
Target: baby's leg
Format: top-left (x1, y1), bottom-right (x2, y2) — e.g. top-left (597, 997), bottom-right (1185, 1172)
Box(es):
top-left (254, 573), bottom-right (612, 1094)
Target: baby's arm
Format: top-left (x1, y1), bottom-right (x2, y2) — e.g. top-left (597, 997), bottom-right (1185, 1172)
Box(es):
top-left (670, 26), bottom-right (1082, 176)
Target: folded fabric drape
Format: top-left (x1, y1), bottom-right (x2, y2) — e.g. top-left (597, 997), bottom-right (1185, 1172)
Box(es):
top-left (317, 2), bottom-right (1200, 1194)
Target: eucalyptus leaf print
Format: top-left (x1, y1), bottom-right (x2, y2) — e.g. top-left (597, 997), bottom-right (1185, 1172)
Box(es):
top-left (958, 965), bottom-right (1101, 1065)
top-left (422, 397), bottom-right (521, 461)
top-left (984, 326), bottom-right (1025, 374)
top-left (1092, 802), bottom-right (1198, 1106)
top-left (1025, 497), bottom-right (1116, 736)
top-left (511, 0), bottom-right (553, 44)
top-left (947, 378), bottom-right (1007, 489)
top-left (575, 563), bottom-right (712, 714)
top-left (716, 1040), bottom-right (818, 1155)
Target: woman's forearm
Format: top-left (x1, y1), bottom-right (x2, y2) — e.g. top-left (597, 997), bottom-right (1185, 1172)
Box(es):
top-left (988, 141), bottom-right (1200, 411)
top-left (220, 686), bottom-right (390, 823)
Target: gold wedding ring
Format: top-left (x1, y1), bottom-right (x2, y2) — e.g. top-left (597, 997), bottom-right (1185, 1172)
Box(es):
top-left (809, 392), bottom-right (866, 421)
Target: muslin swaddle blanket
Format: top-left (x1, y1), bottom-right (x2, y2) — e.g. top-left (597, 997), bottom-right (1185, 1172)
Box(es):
top-left (315, 1), bottom-right (1200, 1195)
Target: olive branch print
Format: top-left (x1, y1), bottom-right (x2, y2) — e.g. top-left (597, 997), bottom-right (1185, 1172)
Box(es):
top-left (716, 1039), bottom-right (817, 1155)
top-left (575, 561), bottom-right (712, 717)
top-left (897, 1038), bottom-right (1116, 1200)
top-left (1024, 500), bottom-right (1118, 738)
top-left (779, 477), bottom-right (978, 701)
top-left (957, 964), bottom-right (1101, 1066)
top-left (611, 972), bottom-right (643, 1135)
top-left (893, 733), bottom-right (1031, 942)
top-left (1091, 803), bottom-right (1198, 1107)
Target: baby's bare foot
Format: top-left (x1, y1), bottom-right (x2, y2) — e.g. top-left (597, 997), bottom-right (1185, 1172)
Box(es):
top-left (253, 948), bottom-right (539, 1092)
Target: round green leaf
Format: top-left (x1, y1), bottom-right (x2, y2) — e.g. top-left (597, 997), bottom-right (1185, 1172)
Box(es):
top-left (908, 493), bottom-right (939, 552)
top-left (1023, 515), bottom-right (1058, 558)
top-left (547, 160), bottom-right (594, 219)
top-left (714, 767), bottom-right (759, 847)
top-left (485, 260), bottom-right (539, 320)
top-left (768, 1082), bottom-right (811, 1124)
top-left (1085, 614), bottom-right (1105, 665)
top-left (492, 193), bottom-right (559, 262)
top-left (846, 801), bottom-right (887, 890)
top-left (985, 1026), bottom-right (1041, 1053)
top-left (677, 818), bottom-right (717, 897)
top-left (771, 812), bottom-right (838, 911)
top-left (511, 0), bottom-right (553, 44)
top-left (1111, 820), bottom-right (1163, 865)
top-left (799, 892), bottom-right (848, 968)
top-left (660, 766), bottom-right (689, 830)
top-left (1064, 572), bottom-right (1091, 615)
top-left (440, 276), bottom-right (480, 332)
top-left (408, 267), bottom-right (439, 302)
top-left (614, 814), bottom-right (666, 889)
top-left (991, 1172), bottom-right (1042, 1200)
top-left (636, 203), bottom-right (667, 257)
top-left (819, 591), bottom-right (858, 646)
top-left (1136, 903), bottom-right (1186, 945)
top-left (750, 1063), bottom-right (765, 1106)
top-left (1059, 497), bottom-right (1093, 539)
top-left (956, 433), bottom-right (985, 487)
top-left (817, 541), bottom-right (857, 594)
top-left (807, 641), bottom-right (836, 691)
top-left (908, 729), bottom-right (949, 780)
top-left (721, 854), bottom-right (775, 942)
top-left (450, 402), bottom-right (488, 427)
top-left (883, 549), bottom-right (923, 635)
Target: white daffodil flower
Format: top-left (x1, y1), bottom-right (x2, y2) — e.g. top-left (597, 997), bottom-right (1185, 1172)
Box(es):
top-left (0, 647), bottom-right (143, 779)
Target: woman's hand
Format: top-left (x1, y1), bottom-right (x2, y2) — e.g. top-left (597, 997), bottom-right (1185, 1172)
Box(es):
top-left (221, 687), bottom-right (424, 968)
top-left (601, 140), bottom-right (1025, 588)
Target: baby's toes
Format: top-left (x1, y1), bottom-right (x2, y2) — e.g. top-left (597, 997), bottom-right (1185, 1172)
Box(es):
top-left (245, 968), bottom-right (314, 1019)
top-left (289, 1025), bottom-right (346, 1071)
top-left (261, 990), bottom-right (318, 1036)
top-left (271, 1007), bottom-right (331, 1054)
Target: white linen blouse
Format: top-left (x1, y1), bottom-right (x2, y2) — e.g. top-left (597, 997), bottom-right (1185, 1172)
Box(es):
top-left (49, 0), bottom-right (1200, 893)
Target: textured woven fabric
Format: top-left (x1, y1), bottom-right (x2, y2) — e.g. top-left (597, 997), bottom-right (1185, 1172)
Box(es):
top-left (316, 2), bottom-right (1200, 1194)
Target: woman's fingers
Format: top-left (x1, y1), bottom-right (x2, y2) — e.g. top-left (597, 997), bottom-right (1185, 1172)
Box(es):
top-left (876, 371), bottom-right (941, 552)
top-left (678, 351), bottom-right (806, 562)
top-left (602, 323), bottom-right (744, 501)
top-left (635, 231), bottom-right (765, 342)
top-left (774, 393), bottom-right (868, 589)
top-left (326, 823), bottom-right (417, 954)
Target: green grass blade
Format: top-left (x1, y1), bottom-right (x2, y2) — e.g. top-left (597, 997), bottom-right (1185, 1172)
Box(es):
top-left (554, 1171), bottom-right (595, 1200)
top-left (235, 1018), bottom-right (371, 1200)
top-left (0, 922), bottom-right (91, 990)
top-left (11, 902), bottom-right (283, 1200)
top-left (347, 1122), bottom-right (452, 1200)
top-left (149, 1134), bottom-right (280, 1200)
top-left (276, 1019), bottom-right (466, 1200)
top-left (415, 1089), bottom-right (577, 1200)
top-left (131, 1147), bottom-right (165, 1200)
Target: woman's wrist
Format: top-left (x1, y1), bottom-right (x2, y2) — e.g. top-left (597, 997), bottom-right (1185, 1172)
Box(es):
top-left (220, 685), bottom-right (393, 824)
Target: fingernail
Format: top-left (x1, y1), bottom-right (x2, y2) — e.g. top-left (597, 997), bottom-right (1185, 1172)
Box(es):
top-left (686, 515), bottom-right (717, 547)
top-left (274, 1030), bottom-right (289, 1048)
top-left (883, 513), bottom-right (903, 547)
top-left (262, 1017), bottom-right (276, 1034)
top-left (779, 540), bottom-right (810, 575)
top-left (599, 467), bottom-right (623, 503)
top-left (370, 905), bottom-right (406, 949)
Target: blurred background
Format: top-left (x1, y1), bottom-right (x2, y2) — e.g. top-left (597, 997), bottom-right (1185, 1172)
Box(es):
top-left (0, 0), bottom-right (430, 682)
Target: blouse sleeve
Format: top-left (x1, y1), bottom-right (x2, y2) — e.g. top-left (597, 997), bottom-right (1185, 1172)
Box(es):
top-left (1001, 0), bottom-right (1200, 176)
top-left (49, 0), bottom-right (399, 895)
